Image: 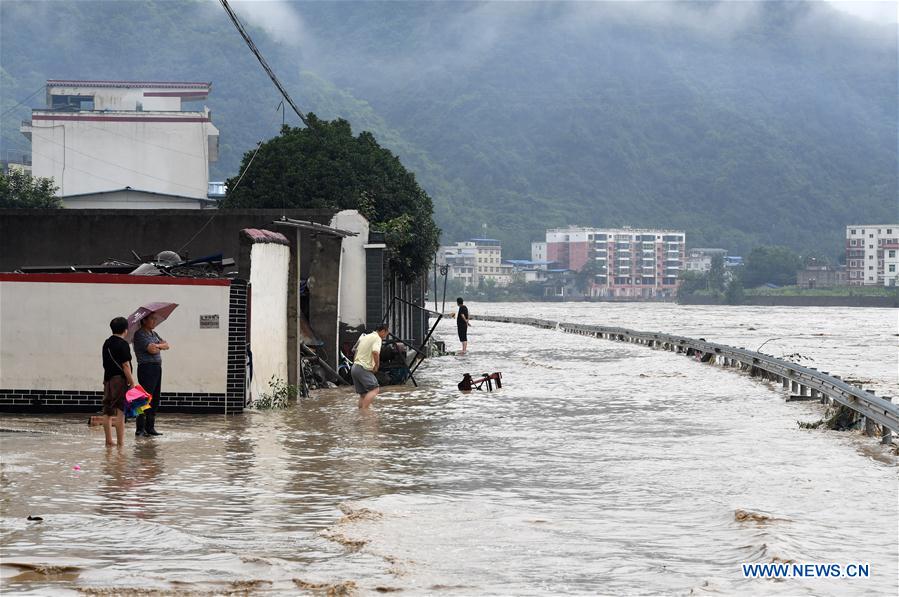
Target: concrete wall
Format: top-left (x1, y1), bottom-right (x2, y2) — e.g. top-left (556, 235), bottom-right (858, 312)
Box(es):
top-left (248, 242), bottom-right (289, 400)
top-left (0, 273), bottom-right (245, 413)
top-left (330, 210), bottom-right (369, 333)
top-left (0, 209), bottom-right (338, 273)
top-left (308, 234), bottom-right (344, 368)
top-left (27, 111), bottom-right (217, 199)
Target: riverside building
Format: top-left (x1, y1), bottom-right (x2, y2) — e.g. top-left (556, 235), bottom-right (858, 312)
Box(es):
top-left (438, 238), bottom-right (514, 288)
top-left (544, 226), bottom-right (686, 298)
top-left (845, 225), bottom-right (899, 287)
top-left (21, 79), bottom-right (219, 207)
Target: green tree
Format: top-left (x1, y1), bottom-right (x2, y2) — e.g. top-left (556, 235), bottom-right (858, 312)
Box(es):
top-left (575, 259), bottom-right (603, 294)
top-left (708, 254), bottom-right (725, 292)
top-left (742, 245), bottom-right (802, 288)
top-left (678, 270), bottom-right (708, 297)
top-left (0, 171), bottom-right (60, 208)
top-left (725, 278), bottom-right (745, 305)
top-left (222, 115), bottom-right (440, 280)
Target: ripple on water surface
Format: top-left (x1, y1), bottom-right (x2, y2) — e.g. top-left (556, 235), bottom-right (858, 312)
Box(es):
top-left (0, 303), bottom-right (896, 595)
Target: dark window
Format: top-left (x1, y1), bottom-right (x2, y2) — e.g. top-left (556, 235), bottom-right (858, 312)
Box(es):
top-left (50, 94), bottom-right (94, 111)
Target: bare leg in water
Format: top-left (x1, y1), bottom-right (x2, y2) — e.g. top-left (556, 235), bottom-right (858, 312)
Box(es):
top-left (358, 387), bottom-right (380, 409)
top-left (103, 409), bottom-right (125, 446)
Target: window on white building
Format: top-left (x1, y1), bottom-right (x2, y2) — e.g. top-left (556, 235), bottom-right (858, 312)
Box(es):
top-left (890, 250), bottom-right (896, 258)
top-left (890, 265), bottom-right (896, 273)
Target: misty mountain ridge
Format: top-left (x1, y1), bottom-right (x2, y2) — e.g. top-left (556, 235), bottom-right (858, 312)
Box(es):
top-left (1, 1), bottom-right (895, 258)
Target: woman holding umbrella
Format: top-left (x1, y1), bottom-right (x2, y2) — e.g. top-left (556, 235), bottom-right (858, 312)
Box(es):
top-left (130, 304), bottom-right (176, 437)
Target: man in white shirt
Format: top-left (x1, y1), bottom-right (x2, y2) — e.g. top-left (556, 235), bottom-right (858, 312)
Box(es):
top-left (352, 324), bottom-right (389, 408)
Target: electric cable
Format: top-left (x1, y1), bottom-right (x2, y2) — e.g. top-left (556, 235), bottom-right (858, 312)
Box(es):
top-left (218, 0), bottom-right (313, 130)
top-left (1, 85), bottom-right (46, 119)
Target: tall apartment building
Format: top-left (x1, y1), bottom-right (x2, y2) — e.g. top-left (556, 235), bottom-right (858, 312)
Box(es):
top-left (544, 226), bottom-right (686, 298)
top-left (437, 238), bottom-right (514, 288)
top-left (845, 224), bottom-right (899, 287)
top-left (21, 79), bottom-right (219, 204)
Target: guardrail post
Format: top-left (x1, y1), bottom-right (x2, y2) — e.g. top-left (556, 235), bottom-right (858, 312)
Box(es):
top-left (782, 377), bottom-right (789, 389)
top-left (882, 398), bottom-right (894, 444)
top-left (863, 390), bottom-right (878, 436)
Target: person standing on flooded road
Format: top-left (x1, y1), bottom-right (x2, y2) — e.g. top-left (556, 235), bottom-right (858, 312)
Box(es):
top-left (352, 324), bottom-right (389, 409)
top-left (456, 297), bottom-right (471, 354)
top-left (133, 314), bottom-right (170, 436)
top-left (101, 316), bottom-right (134, 447)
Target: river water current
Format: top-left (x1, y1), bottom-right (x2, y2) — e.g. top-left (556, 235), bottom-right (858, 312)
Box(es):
top-left (1, 303), bottom-right (897, 595)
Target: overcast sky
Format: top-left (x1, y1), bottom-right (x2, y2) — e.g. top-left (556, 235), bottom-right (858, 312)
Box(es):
top-left (828, 0), bottom-right (898, 24)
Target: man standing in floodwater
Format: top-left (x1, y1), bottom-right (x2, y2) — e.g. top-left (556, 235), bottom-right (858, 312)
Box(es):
top-left (456, 297), bottom-right (470, 354)
top-left (352, 324), bottom-right (389, 409)
top-left (101, 316), bottom-right (134, 447)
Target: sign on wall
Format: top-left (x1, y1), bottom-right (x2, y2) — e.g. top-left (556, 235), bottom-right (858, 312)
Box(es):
top-left (199, 314), bottom-right (220, 329)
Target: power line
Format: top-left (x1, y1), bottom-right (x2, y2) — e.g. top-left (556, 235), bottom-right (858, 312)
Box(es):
top-left (229, 141), bottom-right (263, 193)
top-left (1, 85), bottom-right (46, 119)
top-left (219, 0), bottom-right (312, 129)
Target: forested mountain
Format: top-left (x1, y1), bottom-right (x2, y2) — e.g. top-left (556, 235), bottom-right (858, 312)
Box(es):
top-left (1, 1), bottom-right (895, 258)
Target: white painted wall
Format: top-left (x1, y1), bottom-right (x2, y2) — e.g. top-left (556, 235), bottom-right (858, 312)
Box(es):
top-left (28, 111), bottom-right (218, 199)
top-left (248, 243), bottom-right (290, 399)
top-left (330, 210), bottom-right (369, 330)
top-left (0, 278), bottom-right (230, 393)
top-left (63, 189), bottom-right (214, 209)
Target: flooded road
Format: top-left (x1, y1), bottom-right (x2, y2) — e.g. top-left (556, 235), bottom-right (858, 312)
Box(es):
top-left (1, 303), bottom-right (896, 595)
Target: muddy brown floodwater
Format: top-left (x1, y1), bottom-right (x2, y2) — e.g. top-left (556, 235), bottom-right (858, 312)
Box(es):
top-left (1, 303), bottom-right (897, 595)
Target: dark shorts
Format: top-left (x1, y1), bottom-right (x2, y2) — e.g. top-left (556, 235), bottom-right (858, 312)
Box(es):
top-left (103, 376), bottom-right (127, 416)
top-left (457, 325), bottom-right (468, 342)
top-left (351, 364), bottom-right (379, 394)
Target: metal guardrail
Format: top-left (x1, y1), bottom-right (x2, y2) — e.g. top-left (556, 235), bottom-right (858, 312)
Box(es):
top-left (476, 315), bottom-right (898, 438)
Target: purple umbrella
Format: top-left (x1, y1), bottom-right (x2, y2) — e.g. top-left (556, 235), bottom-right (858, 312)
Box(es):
top-left (125, 302), bottom-right (178, 343)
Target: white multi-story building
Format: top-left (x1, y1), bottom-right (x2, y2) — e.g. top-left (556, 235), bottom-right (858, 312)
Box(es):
top-left (684, 248), bottom-right (727, 273)
top-left (531, 242), bottom-right (547, 268)
top-left (21, 79), bottom-right (219, 203)
top-left (845, 224), bottom-right (899, 287)
top-left (438, 241), bottom-right (478, 287)
top-left (438, 238), bottom-right (513, 288)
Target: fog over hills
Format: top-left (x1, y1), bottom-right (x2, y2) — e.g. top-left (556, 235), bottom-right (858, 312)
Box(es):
top-left (2, 1), bottom-right (895, 257)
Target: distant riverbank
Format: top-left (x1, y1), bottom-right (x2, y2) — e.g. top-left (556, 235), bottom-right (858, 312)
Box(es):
top-left (443, 294), bottom-right (897, 307)
top-left (679, 287), bottom-right (899, 308)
